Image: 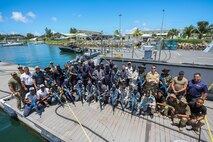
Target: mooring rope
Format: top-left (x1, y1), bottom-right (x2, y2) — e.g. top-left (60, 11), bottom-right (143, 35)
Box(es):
top-left (66, 103), bottom-right (93, 142)
top-left (205, 116), bottom-right (213, 142)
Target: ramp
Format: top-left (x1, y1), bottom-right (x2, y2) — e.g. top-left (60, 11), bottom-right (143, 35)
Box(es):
top-left (204, 41), bottom-right (213, 53)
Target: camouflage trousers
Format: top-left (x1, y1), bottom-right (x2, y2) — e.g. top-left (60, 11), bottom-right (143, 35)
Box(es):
top-left (15, 91), bottom-right (25, 109)
top-left (173, 117), bottom-right (188, 127)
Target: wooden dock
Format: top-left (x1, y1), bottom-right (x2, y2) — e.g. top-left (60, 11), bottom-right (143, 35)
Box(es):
top-left (0, 61), bottom-right (213, 142)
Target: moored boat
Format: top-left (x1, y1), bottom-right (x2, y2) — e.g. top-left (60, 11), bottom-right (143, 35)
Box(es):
top-left (59, 45), bottom-right (87, 53)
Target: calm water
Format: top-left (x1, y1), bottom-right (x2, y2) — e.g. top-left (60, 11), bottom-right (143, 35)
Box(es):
top-left (0, 109), bottom-right (45, 142)
top-left (0, 43), bottom-right (78, 68)
top-left (0, 43), bottom-right (77, 141)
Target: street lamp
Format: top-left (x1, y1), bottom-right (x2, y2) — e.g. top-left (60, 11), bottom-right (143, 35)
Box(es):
top-left (119, 14), bottom-right (122, 42)
top-left (158, 9), bottom-right (165, 61)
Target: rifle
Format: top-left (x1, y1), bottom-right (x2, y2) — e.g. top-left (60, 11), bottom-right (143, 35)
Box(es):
top-left (97, 85), bottom-right (102, 111)
top-left (87, 87), bottom-right (91, 106)
top-left (120, 87), bottom-right (125, 112)
top-left (64, 85), bottom-right (75, 106)
top-left (160, 76), bottom-right (167, 95)
top-left (77, 85), bottom-right (84, 105)
top-left (131, 91), bottom-right (136, 117)
top-left (111, 90), bottom-right (115, 115)
top-left (52, 89), bottom-right (64, 107)
top-left (137, 73), bottom-right (143, 94)
top-left (45, 73), bottom-right (54, 85)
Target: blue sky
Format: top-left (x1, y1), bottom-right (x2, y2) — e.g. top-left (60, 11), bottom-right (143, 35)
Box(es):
top-left (0, 0), bottom-right (212, 35)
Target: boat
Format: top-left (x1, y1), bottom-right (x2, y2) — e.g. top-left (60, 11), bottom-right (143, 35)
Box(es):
top-left (83, 48), bottom-right (101, 59)
top-left (2, 42), bottom-right (26, 47)
top-left (59, 45), bottom-right (86, 53)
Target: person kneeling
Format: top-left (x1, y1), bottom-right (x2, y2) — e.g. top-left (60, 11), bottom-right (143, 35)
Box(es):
top-left (172, 97), bottom-right (191, 132)
top-left (23, 87), bottom-right (42, 117)
top-left (188, 98), bottom-right (206, 134)
top-left (137, 90), bottom-right (156, 118)
top-left (37, 84), bottom-right (51, 107)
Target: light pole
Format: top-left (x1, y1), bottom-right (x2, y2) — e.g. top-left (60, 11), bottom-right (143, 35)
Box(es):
top-left (119, 14), bottom-right (122, 44)
top-left (158, 9), bottom-right (165, 61)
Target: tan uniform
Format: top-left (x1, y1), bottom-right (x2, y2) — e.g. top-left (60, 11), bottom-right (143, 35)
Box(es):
top-left (162, 75), bottom-right (172, 87)
top-left (8, 77), bottom-right (26, 109)
top-left (173, 102), bottom-right (191, 127)
top-left (145, 71), bottom-right (160, 93)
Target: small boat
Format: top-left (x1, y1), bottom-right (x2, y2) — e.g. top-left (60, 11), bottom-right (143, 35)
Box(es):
top-left (83, 49), bottom-right (101, 59)
top-left (59, 45), bottom-right (86, 53)
top-left (2, 42), bottom-right (26, 47)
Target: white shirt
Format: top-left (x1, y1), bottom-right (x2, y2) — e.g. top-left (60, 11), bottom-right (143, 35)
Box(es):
top-left (129, 70), bottom-right (138, 85)
top-left (126, 66), bottom-right (133, 78)
top-left (21, 72), bottom-right (33, 86)
top-left (37, 88), bottom-right (50, 99)
top-left (25, 92), bottom-right (38, 100)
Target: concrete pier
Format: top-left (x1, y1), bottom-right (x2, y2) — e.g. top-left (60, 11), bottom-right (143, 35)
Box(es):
top-left (0, 62), bottom-right (213, 142)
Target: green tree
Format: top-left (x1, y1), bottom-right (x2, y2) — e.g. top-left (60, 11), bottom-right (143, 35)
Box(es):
top-left (0, 34), bottom-right (5, 41)
top-left (45, 27), bottom-right (53, 39)
top-left (183, 25), bottom-right (195, 39)
top-left (196, 21), bottom-right (209, 39)
top-left (53, 32), bottom-right (62, 38)
top-left (132, 28), bottom-right (142, 37)
top-left (26, 33), bottom-right (35, 39)
top-left (114, 29), bottom-right (121, 37)
top-left (70, 28), bottom-right (77, 33)
top-left (152, 33), bottom-right (157, 37)
top-left (168, 29), bottom-right (179, 39)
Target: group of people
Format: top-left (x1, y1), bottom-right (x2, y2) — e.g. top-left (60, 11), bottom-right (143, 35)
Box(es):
top-left (8, 58), bottom-right (211, 134)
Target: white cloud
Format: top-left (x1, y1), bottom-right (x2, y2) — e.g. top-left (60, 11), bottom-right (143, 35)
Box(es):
top-left (10, 31), bottom-right (17, 35)
top-left (51, 17), bottom-right (57, 21)
top-left (27, 12), bottom-right (36, 19)
top-left (34, 32), bottom-right (41, 36)
top-left (142, 23), bottom-right (146, 26)
top-left (11, 12), bottom-right (28, 23)
top-left (125, 27), bottom-right (138, 34)
top-left (11, 11), bottom-right (36, 23)
top-left (0, 12), bottom-right (4, 22)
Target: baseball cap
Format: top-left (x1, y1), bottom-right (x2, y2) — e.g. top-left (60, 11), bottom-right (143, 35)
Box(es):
top-left (29, 87), bottom-right (35, 91)
top-left (40, 84), bottom-right (45, 88)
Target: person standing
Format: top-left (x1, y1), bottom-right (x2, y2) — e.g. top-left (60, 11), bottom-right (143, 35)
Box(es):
top-left (186, 73), bottom-right (208, 103)
top-left (20, 66), bottom-right (34, 92)
top-left (17, 66), bottom-right (24, 77)
top-left (129, 64), bottom-right (138, 86)
top-left (8, 72), bottom-right (26, 109)
top-left (145, 65), bottom-right (160, 94)
top-left (32, 66), bottom-right (45, 90)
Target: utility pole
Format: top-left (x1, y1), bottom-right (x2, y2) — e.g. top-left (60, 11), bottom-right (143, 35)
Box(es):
top-left (158, 9), bottom-right (165, 61)
top-left (119, 14), bottom-right (122, 46)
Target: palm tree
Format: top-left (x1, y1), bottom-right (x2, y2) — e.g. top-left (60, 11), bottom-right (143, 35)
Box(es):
top-left (168, 29), bottom-right (179, 39)
top-left (183, 25), bottom-right (195, 39)
top-left (114, 29), bottom-right (121, 38)
top-left (132, 28), bottom-right (142, 37)
top-left (196, 21), bottom-right (209, 39)
top-left (132, 28), bottom-right (142, 41)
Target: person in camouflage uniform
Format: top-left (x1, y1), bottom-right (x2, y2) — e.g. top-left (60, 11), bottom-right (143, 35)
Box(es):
top-left (145, 65), bottom-right (160, 95)
top-left (172, 97), bottom-right (191, 132)
top-left (8, 72), bottom-right (26, 109)
top-left (111, 65), bottom-right (121, 87)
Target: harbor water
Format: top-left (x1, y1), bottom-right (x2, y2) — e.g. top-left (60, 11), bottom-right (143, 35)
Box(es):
top-left (0, 43), bottom-right (77, 141)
